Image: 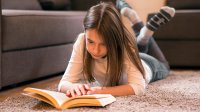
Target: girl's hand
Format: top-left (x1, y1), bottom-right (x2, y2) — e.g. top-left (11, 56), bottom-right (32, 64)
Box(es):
top-left (86, 86), bottom-right (102, 95)
top-left (66, 84), bottom-right (90, 97)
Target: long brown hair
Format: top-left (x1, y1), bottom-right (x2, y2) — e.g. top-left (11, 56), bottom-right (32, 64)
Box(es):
top-left (83, 2), bottom-right (144, 86)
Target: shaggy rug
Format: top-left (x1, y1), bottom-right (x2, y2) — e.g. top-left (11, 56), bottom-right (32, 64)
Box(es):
top-left (0, 70), bottom-right (200, 112)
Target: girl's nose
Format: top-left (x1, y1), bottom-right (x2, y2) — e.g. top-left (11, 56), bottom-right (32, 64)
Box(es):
top-left (93, 45), bottom-right (100, 55)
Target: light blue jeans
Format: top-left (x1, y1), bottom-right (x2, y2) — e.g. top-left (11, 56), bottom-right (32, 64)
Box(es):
top-left (132, 22), bottom-right (170, 82)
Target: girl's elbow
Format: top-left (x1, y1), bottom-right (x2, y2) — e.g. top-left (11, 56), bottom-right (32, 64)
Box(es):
top-left (129, 84), bottom-right (146, 95)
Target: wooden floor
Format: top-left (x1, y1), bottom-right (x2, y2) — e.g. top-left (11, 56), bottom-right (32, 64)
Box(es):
top-left (0, 75), bottom-right (62, 102)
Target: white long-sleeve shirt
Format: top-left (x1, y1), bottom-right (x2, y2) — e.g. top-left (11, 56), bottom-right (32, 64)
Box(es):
top-left (58, 33), bottom-right (152, 95)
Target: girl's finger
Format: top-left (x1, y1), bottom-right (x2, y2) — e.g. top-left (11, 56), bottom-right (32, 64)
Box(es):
top-left (87, 90), bottom-right (92, 95)
top-left (70, 89), bottom-right (76, 97)
top-left (84, 84), bottom-right (90, 90)
top-left (78, 85), bottom-right (86, 95)
top-left (66, 90), bottom-right (71, 97)
top-left (74, 86), bottom-right (82, 96)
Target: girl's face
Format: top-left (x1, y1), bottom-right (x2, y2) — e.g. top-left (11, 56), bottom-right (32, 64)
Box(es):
top-left (85, 29), bottom-right (107, 60)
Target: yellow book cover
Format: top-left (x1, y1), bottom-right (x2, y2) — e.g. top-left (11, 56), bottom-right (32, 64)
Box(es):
top-left (22, 87), bottom-right (116, 110)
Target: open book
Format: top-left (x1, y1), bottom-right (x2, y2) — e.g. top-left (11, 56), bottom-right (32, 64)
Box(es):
top-left (22, 87), bottom-right (116, 110)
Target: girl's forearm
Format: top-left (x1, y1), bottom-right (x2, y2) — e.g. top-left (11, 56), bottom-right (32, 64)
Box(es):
top-left (60, 82), bottom-right (136, 96)
top-left (92, 84), bottom-right (135, 96)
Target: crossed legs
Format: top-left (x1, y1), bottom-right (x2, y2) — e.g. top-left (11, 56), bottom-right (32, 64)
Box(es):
top-left (117, 0), bottom-right (175, 69)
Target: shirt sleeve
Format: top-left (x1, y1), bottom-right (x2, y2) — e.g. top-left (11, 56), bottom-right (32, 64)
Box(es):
top-left (125, 58), bottom-right (146, 95)
top-left (58, 33), bottom-right (85, 91)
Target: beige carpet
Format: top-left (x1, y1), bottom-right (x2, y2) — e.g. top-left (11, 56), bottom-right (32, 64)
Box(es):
top-left (0, 70), bottom-right (200, 112)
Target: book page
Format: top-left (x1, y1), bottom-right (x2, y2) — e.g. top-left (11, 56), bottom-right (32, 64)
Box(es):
top-left (22, 92), bottom-right (54, 106)
top-left (24, 88), bottom-right (116, 109)
top-left (62, 94), bottom-right (112, 103)
top-left (61, 94), bottom-right (116, 109)
top-left (32, 88), bottom-right (69, 107)
top-left (62, 99), bottom-right (101, 109)
top-left (97, 95), bottom-right (116, 106)
top-left (24, 88), bottom-right (112, 107)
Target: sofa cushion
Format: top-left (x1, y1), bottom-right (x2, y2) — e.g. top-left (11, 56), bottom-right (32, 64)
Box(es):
top-left (2, 44), bottom-right (73, 87)
top-left (71, 0), bottom-right (115, 10)
top-left (166, 0), bottom-right (200, 9)
top-left (39, 0), bottom-right (71, 10)
top-left (157, 40), bottom-right (200, 67)
top-left (2, 10), bottom-right (86, 51)
top-left (2, 0), bottom-right (42, 10)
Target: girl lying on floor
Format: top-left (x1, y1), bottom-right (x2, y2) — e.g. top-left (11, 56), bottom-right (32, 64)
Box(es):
top-left (58, 0), bottom-right (175, 97)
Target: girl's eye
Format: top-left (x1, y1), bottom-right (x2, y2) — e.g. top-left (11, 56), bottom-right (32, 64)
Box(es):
top-left (87, 39), bottom-right (93, 44)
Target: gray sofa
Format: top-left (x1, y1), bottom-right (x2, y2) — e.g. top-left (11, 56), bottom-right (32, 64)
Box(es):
top-left (148, 0), bottom-right (200, 68)
top-left (38, 0), bottom-right (115, 11)
top-left (0, 0), bottom-right (86, 89)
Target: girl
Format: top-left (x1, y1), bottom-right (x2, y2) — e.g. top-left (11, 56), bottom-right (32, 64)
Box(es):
top-left (58, 1), bottom-right (175, 97)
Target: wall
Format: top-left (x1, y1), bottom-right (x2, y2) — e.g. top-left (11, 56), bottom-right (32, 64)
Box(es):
top-left (126, 0), bottom-right (166, 22)
top-left (122, 0), bottom-right (166, 34)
